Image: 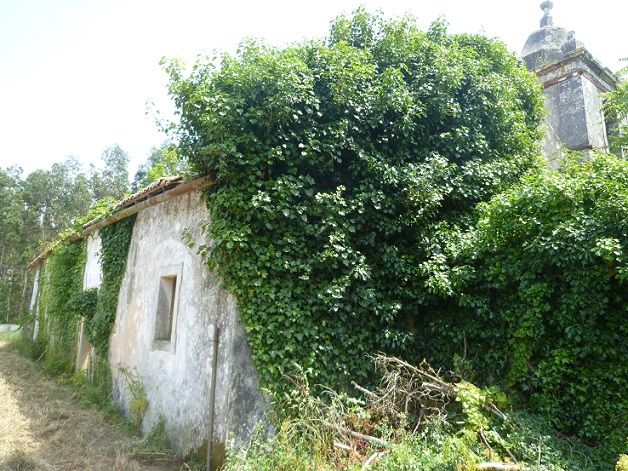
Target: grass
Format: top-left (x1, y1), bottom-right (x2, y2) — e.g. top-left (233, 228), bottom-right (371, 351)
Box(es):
top-left (0, 338), bottom-right (142, 469)
top-left (0, 449), bottom-right (50, 471)
top-left (1, 335), bottom-right (202, 470)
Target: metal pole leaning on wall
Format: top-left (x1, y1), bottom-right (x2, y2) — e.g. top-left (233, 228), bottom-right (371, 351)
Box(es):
top-left (207, 325), bottom-right (219, 471)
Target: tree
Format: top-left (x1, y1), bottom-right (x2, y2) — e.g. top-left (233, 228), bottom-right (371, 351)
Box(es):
top-left (90, 144), bottom-right (130, 200)
top-left (0, 166), bottom-right (28, 323)
top-left (165, 9), bottom-right (545, 391)
top-left (23, 157), bottom-right (91, 242)
top-left (131, 142), bottom-right (187, 191)
top-left (1, 157), bottom-right (94, 323)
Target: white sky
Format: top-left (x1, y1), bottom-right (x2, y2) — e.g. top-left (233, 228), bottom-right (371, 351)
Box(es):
top-left (0, 0), bottom-right (626, 176)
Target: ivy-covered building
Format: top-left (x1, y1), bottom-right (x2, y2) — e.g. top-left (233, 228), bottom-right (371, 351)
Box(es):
top-left (24, 1), bottom-right (621, 466)
top-left (27, 176), bottom-right (267, 466)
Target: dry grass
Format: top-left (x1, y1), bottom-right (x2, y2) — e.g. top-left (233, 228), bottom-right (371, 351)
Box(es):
top-left (0, 340), bottom-right (180, 471)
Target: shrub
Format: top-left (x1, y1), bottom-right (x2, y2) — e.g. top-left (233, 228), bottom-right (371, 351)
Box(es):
top-left (224, 356), bottom-right (614, 471)
top-left (425, 153), bottom-right (627, 449)
top-left (166, 8), bottom-right (544, 393)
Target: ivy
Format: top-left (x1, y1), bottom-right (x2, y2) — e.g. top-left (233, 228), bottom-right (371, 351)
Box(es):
top-left (87, 215), bottom-right (136, 355)
top-left (29, 212), bottom-right (135, 378)
top-left (67, 288), bottom-right (98, 320)
top-left (424, 153), bottom-right (627, 451)
top-left (35, 239), bottom-right (86, 374)
top-left (166, 10), bottom-right (544, 393)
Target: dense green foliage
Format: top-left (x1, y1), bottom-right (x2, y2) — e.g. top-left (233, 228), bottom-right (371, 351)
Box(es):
top-left (86, 216), bottom-right (136, 355)
top-left (33, 239), bottom-right (86, 375)
top-left (225, 367), bottom-right (614, 471)
top-left (167, 10), bottom-right (544, 392)
top-left (423, 153), bottom-right (627, 449)
top-left (604, 71), bottom-right (627, 158)
top-left (0, 166), bottom-right (32, 324)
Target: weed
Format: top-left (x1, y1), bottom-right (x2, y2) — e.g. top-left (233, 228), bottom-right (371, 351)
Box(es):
top-left (223, 357), bottom-right (618, 471)
top-left (3, 336), bottom-right (46, 362)
top-left (117, 365), bottom-right (149, 431)
top-left (142, 417), bottom-right (169, 453)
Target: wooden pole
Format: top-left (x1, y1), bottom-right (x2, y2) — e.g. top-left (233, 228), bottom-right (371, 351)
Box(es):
top-left (206, 326), bottom-right (219, 471)
top-left (19, 270), bottom-right (29, 316)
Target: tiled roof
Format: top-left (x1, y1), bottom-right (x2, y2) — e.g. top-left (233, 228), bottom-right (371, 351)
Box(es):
top-left (28, 175), bottom-right (213, 269)
top-left (118, 175), bottom-right (183, 209)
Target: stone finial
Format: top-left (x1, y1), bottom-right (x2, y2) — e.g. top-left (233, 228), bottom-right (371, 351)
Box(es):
top-left (540, 1), bottom-right (554, 27)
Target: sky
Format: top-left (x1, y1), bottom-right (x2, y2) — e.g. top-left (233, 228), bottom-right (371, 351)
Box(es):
top-left (0, 0), bottom-right (626, 177)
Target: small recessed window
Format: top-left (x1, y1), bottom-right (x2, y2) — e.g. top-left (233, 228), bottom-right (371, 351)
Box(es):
top-left (155, 275), bottom-right (177, 342)
top-left (152, 264), bottom-right (182, 352)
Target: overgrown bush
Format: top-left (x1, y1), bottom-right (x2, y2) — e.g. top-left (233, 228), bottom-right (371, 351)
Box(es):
top-left (166, 9), bottom-right (544, 392)
top-left (424, 153), bottom-right (627, 450)
top-left (225, 356), bottom-right (614, 471)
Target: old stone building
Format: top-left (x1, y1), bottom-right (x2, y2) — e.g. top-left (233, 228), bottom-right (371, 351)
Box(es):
top-left (522, 1), bottom-right (619, 164)
top-left (24, 2), bottom-right (620, 467)
top-left (29, 177), bottom-right (267, 468)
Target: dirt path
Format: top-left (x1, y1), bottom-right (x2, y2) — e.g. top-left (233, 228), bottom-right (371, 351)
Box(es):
top-left (0, 340), bottom-right (179, 471)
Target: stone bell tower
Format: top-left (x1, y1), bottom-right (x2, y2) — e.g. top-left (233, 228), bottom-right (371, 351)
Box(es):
top-left (522, 1), bottom-right (619, 165)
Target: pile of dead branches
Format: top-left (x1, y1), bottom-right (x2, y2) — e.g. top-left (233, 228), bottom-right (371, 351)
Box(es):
top-left (353, 354), bottom-right (456, 430)
top-left (329, 354), bottom-right (518, 470)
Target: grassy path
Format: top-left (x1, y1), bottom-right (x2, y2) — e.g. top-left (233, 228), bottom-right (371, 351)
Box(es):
top-left (0, 340), bottom-right (179, 471)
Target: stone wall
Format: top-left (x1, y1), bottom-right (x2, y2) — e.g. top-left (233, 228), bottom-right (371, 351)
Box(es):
top-left (107, 191), bottom-right (267, 457)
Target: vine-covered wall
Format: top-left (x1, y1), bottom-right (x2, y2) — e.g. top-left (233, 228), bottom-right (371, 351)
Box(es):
top-left (28, 215), bottom-right (136, 380)
top-left (32, 239), bottom-right (86, 374)
top-left (164, 9), bottom-right (624, 453)
top-left (87, 215), bottom-right (136, 356)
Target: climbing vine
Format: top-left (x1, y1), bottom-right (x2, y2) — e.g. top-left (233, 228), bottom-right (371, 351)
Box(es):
top-left (34, 239), bottom-right (86, 374)
top-left (27, 199), bottom-right (135, 383)
top-left (166, 10), bottom-right (544, 393)
top-left (87, 215), bottom-right (136, 355)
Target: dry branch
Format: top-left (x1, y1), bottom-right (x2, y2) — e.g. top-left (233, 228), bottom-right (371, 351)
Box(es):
top-left (362, 450), bottom-right (389, 469)
top-left (354, 354), bottom-right (456, 429)
top-left (475, 463), bottom-right (521, 470)
top-left (330, 424), bottom-right (393, 449)
top-left (333, 441), bottom-right (353, 452)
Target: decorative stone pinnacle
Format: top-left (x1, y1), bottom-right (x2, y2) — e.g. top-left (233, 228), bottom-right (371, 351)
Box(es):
top-left (540, 1), bottom-right (554, 27)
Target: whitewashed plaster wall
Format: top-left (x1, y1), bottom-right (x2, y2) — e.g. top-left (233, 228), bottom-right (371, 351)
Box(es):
top-left (109, 191), bottom-right (266, 457)
top-left (83, 232), bottom-right (103, 290)
top-left (29, 267), bottom-right (41, 340)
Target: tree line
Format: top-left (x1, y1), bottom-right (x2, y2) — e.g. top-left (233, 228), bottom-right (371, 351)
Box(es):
top-left (0, 143), bottom-right (184, 324)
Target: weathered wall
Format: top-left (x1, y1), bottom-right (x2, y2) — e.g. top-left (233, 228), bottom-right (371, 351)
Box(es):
top-left (109, 191), bottom-right (266, 456)
top-left (521, 6), bottom-right (617, 163)
top-left (581, 77), bottom-right (609, 150)
top-left (29, 268), bottom-right (40, 340)
top-left (83, 232), bottom-right (103, 290)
